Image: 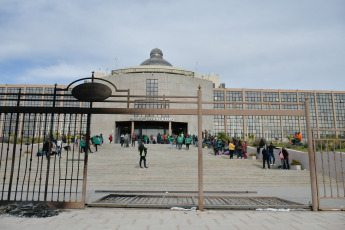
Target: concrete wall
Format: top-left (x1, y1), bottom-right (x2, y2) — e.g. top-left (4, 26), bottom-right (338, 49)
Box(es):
top-left (248, 146), bottom-right (345, 179)
top-left (91, 71), bottom-right (214, 138)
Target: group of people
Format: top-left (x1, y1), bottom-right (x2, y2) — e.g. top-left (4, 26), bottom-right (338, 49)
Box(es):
top-left (258, 138), bottom-right (290, 170)
top-left (80, 135), bottom-right (103, 153)
top-left (39, 134), bottom-right (104, 158)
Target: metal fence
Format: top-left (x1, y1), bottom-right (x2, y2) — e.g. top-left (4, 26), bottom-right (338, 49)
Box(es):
top-left (312, 129), bottom-right (345, 210)
top-left (0, 87), bottom-right (90, 208)
top-left (0, 76), bottom-right (332, 211)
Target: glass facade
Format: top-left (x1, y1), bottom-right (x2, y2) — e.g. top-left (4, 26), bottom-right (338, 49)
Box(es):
top-left (212, 89), bottom-right (345, 141)
top-left (0, 85), bottom-right (89, 139)
top-left (0, 84), bottom-right (344, 141)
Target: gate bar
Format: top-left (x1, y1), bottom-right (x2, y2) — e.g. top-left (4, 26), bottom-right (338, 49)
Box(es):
top-left (305, 98), bottom-right (318, 211)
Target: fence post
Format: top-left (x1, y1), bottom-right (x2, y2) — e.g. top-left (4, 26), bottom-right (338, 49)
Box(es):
top-left (197, 85), bottom-right (203, 211)
top-left (7, 89), bottom-right (22, 200)
top-left (305, 97), bottom-right (318, 211)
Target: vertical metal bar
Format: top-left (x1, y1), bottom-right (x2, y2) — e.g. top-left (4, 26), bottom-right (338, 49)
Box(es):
top-left (0, 113), bottom-right (9, 199)
top-left (44, 84), bottom-right (57, 201)
top-left (21, 113), bottom-right (32, 201)
top-left (63, 114), bottom-right (72, 201)
top-left (197, 85), bottom-right (203, 211)
top-left (51, 112), bottom-right (61, 201)
top-left (57, 113), bottom-right (67, 201)
top-left (75, 113), bottom-right (84, 201)
top-left (81, 112), bottom-right (91, 207)
top-left (33, 113), bottom-right (45, 201)
top-left (14, 112), bottom-right (26, 200)
top-left (327, 141), bottom-right (333, 198)
top-left (331, 93), bottom-right (338, 138)
top-left (305, 98), bottom-right (318, 211)
top-left (69, 113), bottom-right (78, 201)
top-left (8, 90), bottom-right (22, 201)
top-left (333, 143), bottom-right (339, 197)
top-left (25, 113), bottom-right (38, 201)
top-left (340, 140), bottom-right (345, 197)
top-left (320, 140), bottom-right (326, 197)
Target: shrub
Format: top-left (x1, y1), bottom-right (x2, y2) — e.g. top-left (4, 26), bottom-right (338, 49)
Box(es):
top-left (253, 138), bottom-right (267, 147)
top-left (290, 159), bottom-right (302, 165)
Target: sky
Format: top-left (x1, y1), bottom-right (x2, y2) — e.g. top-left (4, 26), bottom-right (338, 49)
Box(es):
top-left (0, 0), bottom-right (344, 91)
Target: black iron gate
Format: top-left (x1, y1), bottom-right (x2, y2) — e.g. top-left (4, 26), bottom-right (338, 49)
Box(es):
top-left (0, 86), bottom-right (91, 208)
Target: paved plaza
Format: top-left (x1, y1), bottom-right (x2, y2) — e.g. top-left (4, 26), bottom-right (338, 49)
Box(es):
top-left (1, 143), bottom-right (345, 229)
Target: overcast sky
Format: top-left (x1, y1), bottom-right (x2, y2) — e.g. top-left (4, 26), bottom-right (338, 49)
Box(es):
top-left (0, 0), bottom-right (344, 91)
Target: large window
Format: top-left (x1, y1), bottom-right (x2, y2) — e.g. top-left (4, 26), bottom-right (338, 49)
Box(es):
top-left (245, 91), bottom-right (261, 110)
top-left (135, 79), bottom-right (168, 118)
top-left (226, 91), bottom-right (243, 109)
top-left (213, 91), bottom-right (224, 109)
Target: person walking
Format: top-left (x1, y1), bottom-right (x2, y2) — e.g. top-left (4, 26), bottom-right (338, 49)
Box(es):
top-left (169, 135), bottom-right (175, 149)
top-left (109, 134), bottom-right (113, 144)
top-left (80, 136), bottom-right (86, 153)
top-left (138, 142), bottom-right (148, 168)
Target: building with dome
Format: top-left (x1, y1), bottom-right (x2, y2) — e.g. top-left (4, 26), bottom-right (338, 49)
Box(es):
top-left (0, 48), bottom-right (344, 142)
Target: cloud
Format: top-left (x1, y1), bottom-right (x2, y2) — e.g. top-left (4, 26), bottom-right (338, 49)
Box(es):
top-left (0, 0), bottom-right (344, 91)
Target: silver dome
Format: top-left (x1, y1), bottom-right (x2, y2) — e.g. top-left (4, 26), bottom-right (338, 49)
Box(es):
top-left (140, 48), bottom-right (172, 66)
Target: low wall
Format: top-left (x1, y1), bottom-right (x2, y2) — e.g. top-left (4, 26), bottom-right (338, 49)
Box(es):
top-left (248, 146), bottom-right (345, 178)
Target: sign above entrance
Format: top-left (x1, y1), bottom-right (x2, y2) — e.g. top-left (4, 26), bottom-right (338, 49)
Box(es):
top-left (130, 117), bottom-right (174, 122)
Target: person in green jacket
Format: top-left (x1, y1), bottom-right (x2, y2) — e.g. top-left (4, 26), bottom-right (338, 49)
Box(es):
top-left (168, 135), bottom-right (175, 149)
top-left (94, 135), bottom-right (101, 152)
top-left (185, 135), bottom-right (192, 150)
top-left (177, 135), bottom-right (183, 150)
top-left (80, 136), bottom-right (86, 153)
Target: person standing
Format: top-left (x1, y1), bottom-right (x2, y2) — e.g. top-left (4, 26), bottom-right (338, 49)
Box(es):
top-left (131, 133), bottom-right (136, 147)
top-left (124, 133), bottom-right (129, 147)
top-left (177, 135), bottom-right (183, 150)
top-left (94, 135), bottom-right (101, 152)
top-left (236, 140), bottom-right (243, 159)
top-left (282, 148), bottom-right (290, 169)
top-left (229, 141), bottom-right (235, 159)
top-left (185, 135), bottom-right (191, 150)
top-left (100, 134), bottom-right (104, 145)
top-left (217, 138), bottom-right (223, 155)
top-left (109, 134), bottom-right (113, 144)
top-left (120, 134), bottom-right (124, 147)
top-left (138, 142), bottom-right (148, 168)
top-left (57, 137), bottom-right (62, 157)
top-left (262, 146), bottom-right (270, 169)
top-left (267, 142), bottom-right (279, 165)
top-left (243, 141), bottom-right (248, 159)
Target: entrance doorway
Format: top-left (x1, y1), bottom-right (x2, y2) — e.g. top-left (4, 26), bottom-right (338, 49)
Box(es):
top-left (115, 121), bottom-right (188, 143)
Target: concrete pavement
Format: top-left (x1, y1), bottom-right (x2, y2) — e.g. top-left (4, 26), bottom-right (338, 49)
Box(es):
top-left (1, 142), bottom-right (345, 229)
